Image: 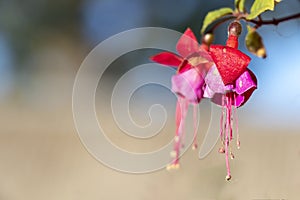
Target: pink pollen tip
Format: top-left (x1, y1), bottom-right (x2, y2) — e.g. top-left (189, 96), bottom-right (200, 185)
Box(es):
top-left (192, 144), bottom-right (198, 150)
top-left (219, 147), bottom-right (225, 153)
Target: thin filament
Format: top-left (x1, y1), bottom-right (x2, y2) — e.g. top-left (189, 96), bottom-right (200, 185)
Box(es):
top-left (171, 98), bottom-right (188, 167)
top-left (225, 95), bottom-right (231, 180)
top-left (192, 104), bottom-right (198, 149)
top-left (234, 94), bottom-right (240, 148)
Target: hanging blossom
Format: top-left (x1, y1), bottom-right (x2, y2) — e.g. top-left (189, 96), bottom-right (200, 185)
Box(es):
top-left (204, 21), bottom-right (257, 180)
top-left (150, 22), bottom-right (257, 180)
top-left (150, 28), bottom-right (214, 169)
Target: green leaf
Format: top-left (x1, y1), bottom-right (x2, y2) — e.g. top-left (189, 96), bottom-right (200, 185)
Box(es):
top-left (246, 0), bottom-right (275, 20)
top-left (235, 0), bottom-right (246, 12)
top-left (201, 7), bottom-right (233, 34)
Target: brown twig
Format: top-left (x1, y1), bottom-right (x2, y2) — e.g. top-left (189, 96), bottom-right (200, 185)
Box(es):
top-left (204, 12), bottom-right (300, 34)
top-left (249, 13), bottom-right (300, 28)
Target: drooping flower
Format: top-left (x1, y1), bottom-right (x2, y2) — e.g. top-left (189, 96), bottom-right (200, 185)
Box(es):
top-left (150, 22), bottom-right (258, 181)
top-left (150, 28), bottom-right (214, 169)
top-left (204, 64), bottom-right (257, 180)
top-left (204, 21), bottom-right (257, 180)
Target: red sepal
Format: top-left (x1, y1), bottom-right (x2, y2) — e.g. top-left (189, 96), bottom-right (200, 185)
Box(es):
top-left (176, 28), bottom-right (199, 58)
top-left (209, 45), bottom-right (251, 85)
top-left (150, 52), bottom-right (183, 67)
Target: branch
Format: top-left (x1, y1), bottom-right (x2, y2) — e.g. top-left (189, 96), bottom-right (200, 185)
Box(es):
top-left (204, 12), bottom-right (300, 35)
top-left (249, 13), bottom-right (300, 28)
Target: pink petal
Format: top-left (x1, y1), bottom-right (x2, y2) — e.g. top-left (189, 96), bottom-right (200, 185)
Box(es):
top-left (172, 68), bottom-right (205, 104)
top-left (176, 28), bottom-right (199, 58)
top-left (203, 85), bottom-right (215, 98)
top-left (204, 65), bottom-right (235, 106)
top-left (150, 52), bottom-right (183, 67)
top-left (205, 64), bottom-right (227, 94)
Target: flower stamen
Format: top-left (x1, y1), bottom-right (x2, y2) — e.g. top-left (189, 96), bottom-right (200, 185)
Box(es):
top-left (192, 104), bottom-right (198, 150)
top-left (225, 94), bottom-right (231, 181)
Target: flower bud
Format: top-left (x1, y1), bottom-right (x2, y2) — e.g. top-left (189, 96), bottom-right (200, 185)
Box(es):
top-left (245, 26), bottom-right (267, 58)
top-left (202, 33), bottom-right (214, 46)
top-left (228, 21), bottom-right (242, 37)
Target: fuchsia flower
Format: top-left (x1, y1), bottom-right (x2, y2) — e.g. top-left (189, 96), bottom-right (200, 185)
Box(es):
top-left (150, 23), bottom-right (257, 180)
top-left (150, 28), bottom-right (214, 169)
top-left (204, 24), bottom-right (257, 180)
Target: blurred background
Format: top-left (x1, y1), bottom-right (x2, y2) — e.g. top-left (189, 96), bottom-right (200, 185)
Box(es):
top-left (1, 0), bottom-right (300, 199)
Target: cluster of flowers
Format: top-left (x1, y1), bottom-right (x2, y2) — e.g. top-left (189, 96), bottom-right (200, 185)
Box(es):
top-left (150, 22), bottom-right (257, 180)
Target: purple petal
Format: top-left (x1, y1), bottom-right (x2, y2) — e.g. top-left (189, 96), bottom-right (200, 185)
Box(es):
top-left (211, 93), bottom-right (223, 106)
top-left (233, 69), bottom-right (257, 107)
top-left (235, 70), bottom-right (257, 95)
top-left (234, 94), bottom-right (245, 107)
top-left (172, 68), bottom-right (205, 104)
